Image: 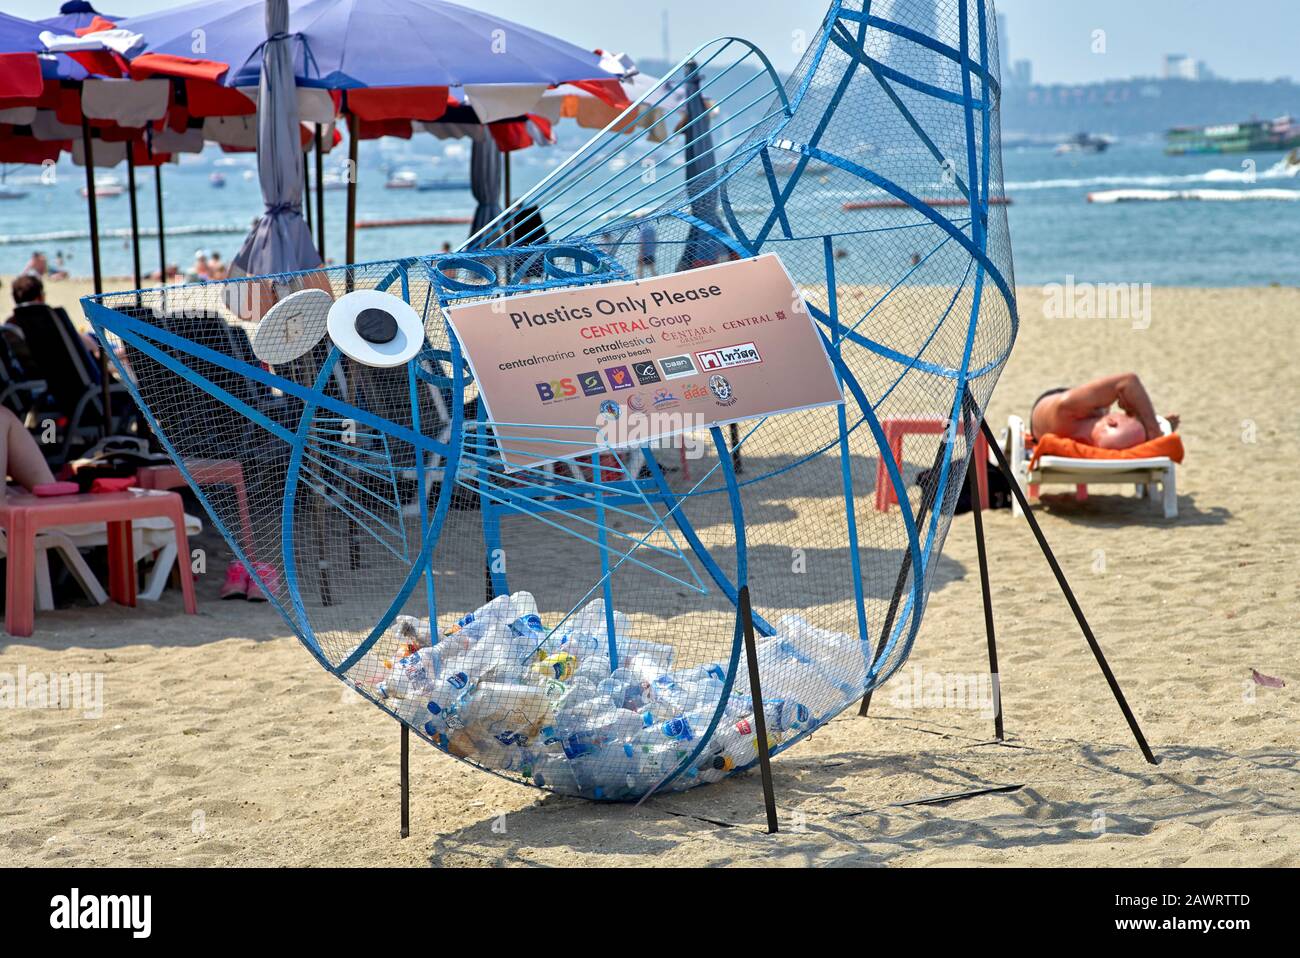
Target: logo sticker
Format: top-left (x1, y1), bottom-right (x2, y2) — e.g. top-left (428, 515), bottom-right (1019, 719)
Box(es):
top-left (632, 360), bottom-right (662, 385)
top-left (696, 342), bottom-right (761, 371)
top-left (578, 370), bottom-right (607, 396)
top-left (659, 355), bottom-right (696, 379)
top-left (708, 374), bottom-right (737, 407)
top-left (604, 365), bottom-right (635, 390)
top-left (535, 378), bottom-right (577, 403)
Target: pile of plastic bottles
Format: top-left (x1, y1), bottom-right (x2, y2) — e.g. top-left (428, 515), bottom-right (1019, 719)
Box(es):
top-left (350, 592), bottom-right (868, 800)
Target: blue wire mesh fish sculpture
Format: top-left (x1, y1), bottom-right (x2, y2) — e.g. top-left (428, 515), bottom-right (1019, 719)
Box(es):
top-left (84, 0), bottom-right (1017, 801)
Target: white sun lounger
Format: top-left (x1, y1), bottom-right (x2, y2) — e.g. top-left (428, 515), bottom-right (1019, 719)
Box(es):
top-left (2, 509), bottom-right (203, 608)
top-left (1006, 415), bottom-right (1178, 519)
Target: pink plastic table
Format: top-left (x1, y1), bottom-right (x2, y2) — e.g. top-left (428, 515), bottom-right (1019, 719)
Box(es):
top-left (2, 489), bottom-right (197, 637)
top-left (135, 459), bottom-right (253, 553)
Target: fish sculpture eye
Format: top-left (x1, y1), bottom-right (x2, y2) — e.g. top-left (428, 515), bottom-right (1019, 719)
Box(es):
top-left (326, 290), bottom-right (423, 367)
top-left (355, 307), bottom-right (399, 345)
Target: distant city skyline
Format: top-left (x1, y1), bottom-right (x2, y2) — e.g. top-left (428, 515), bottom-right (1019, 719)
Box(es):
top-left (9, 0), bottom-right (1299, 86)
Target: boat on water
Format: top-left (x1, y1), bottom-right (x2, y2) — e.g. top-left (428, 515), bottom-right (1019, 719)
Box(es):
top-left (385, 169), bottom-right (419, 189)
top-left (210, 172), bottom-right (227, 188)
top-left (416, 178), bottom-right (470, 192)
top-left (1166, 115), bottom-right (1300, 155)
top-left (79, 174), bottom-right (127, 198)
top-left (1055, 132), bottom-right (1114, 155)
top-left (0, 168), bottom-right (27, 200)
top-left (1088, 188), bottom-right (1300, 204)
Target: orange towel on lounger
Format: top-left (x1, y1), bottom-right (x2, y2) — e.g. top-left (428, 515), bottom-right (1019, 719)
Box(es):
top-left (1029, 433), bottom-right (1184, 471)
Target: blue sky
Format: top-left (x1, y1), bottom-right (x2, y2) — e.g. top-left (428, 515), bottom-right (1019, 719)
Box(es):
top-left (12, 0), bottom-right (1299, 85)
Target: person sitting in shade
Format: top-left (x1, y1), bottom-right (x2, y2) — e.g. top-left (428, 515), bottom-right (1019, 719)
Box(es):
top-left (1030, 373), bottom-right (1180, 450)
top-left (7, 274), bottom-right (102, 361)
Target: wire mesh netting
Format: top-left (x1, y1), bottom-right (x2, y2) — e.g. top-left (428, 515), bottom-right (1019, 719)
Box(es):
top-left (83, 0), bottom-right (1016, 802)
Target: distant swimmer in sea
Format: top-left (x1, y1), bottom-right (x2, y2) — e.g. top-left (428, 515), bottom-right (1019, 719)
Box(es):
top-left (1030, 373), bottom-right (1180, 449)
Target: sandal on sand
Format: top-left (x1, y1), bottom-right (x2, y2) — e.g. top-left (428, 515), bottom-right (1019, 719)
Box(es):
top-left (245, 562), bottom-right (280, 603)
top-left (219, 562), bottom-right (250, 600)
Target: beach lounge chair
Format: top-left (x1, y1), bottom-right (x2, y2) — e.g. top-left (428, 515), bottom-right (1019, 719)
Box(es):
top-left (1006, 415), bottom-right (1179, 519)
top-left (0, 328), bottom-right (46, 417)
top-left (4, 304), bottom-right (141, 461)
top-left (36, 511), bottom-right (204, 603)
top-left (0, 523), bottom-right (108, 611)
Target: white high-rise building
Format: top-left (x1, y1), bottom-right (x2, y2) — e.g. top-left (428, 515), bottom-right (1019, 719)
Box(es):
top-left (997, 13), bottom-right (1010, 81)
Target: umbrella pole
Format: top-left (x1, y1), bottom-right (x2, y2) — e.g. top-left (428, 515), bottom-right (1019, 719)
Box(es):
top-left (345, 111), bottom-right (358, 267)
top-left (80, 116), bottom-right (111, 439)
top-left (504, 152), bottom-right (512, 207)
top-left (154, 164), bottom-right (167, 283)
top-left (148, 132), bottom-right (166, 282)
top-left (315, 123), bottom-right (325, 260)
top-left (126, 147), bottom-right (142, 290)
top-left (302, 150), bottom-right (312, 236)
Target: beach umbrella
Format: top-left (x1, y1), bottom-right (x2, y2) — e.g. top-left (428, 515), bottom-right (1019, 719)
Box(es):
top-left (228, 0), bottom-right (320, 277)
top-left (119, 0), bottom-right (616, 264)
top-left (38, 7), bottom-right (176, 289)
top-left (467, 134), bottom-right (502, 242)
top-left (675, 61), bottom-right (726, 271)
top-left (0, 13), bottom-right (46, 102)
top-left (0, 12), bottom-right (145, 436)
top-left (38, 2), bottom-right (123, 33)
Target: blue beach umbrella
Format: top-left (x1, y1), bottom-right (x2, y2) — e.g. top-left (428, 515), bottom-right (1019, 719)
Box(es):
top-left (120, 0), bottom-right (608, 91)
top-left (0, 12), bottom-right (46, 97)
top-left (39, 2), bottom-right (123, 33)
top-left (120, 0), bottom-right (611, 265)
top-left (229, 0), bottom-right (320, 277)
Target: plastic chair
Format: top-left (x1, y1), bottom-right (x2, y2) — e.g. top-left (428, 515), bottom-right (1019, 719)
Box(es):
top-left (0, 523), bottom-right (108, 611)
top-left (876, 418), bottom-right (990, 512)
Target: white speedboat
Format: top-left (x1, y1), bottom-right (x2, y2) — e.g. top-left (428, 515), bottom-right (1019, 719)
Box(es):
top-left (79, 174), bottom-right (126, 198)
top-left (385, 169), bottom-right (419, 189)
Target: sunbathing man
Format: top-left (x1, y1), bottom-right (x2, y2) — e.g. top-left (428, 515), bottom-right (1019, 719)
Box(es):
top-left (1030, 373), bottom-right (1179, 450)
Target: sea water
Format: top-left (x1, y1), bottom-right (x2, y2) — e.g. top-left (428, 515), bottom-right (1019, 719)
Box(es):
top-left (3, 142), bottom-right (1296, 287)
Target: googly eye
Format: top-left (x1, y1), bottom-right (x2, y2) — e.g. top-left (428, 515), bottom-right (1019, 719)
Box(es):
top-left (326, 290), bottom-right (424, 368)
top-left (252, 287), bottom-right (333, 364)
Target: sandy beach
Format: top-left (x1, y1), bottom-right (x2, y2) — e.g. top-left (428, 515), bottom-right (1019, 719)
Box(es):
top-left (1, 278), bottom-right (1296, 867)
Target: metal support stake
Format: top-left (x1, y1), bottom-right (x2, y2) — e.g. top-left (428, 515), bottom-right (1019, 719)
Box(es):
top-left (967, 439), bottom-right (1003, 740)
top-left (152, 145), bottom-right (166, 282)
top-left (979, 419), bottom-right (1157, 765)
top-left (738, 585), bottom-right (778, 833)
top-left (400, 724), bottom-right (410, 838)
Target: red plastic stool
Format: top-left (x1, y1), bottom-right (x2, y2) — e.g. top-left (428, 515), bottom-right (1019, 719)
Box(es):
top-left (875, 418), bottom-right (989, 512)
